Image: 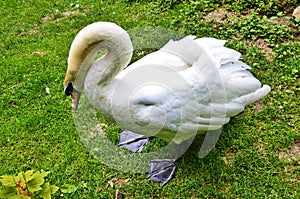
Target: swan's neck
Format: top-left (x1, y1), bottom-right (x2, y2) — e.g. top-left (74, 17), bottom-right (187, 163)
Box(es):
top-left (64, 22), bottom-right (133, 92)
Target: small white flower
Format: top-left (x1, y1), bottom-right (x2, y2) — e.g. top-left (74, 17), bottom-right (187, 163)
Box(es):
top-left (55, 9), bottom-right (59, 13)
top-left (112, 12), bottom-right (115, 14)
top-left (279, 105), bottom-right (284, 109)
top-left (137, 51), bottom-right (145, 56)
top-left (46, 87), bottom-right (50, 94)
top-left (75, 4), bottom-right (79, 8)
top-left (70, 3), bottom-right (74, 7)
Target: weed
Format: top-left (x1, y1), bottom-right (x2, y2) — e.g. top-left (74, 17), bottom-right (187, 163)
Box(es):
top-left (0, 0), bottom-right (299, 198)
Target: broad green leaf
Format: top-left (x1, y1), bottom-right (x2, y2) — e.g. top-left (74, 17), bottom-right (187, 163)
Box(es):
top-left (24, 170), bottom-right (35, 182)
top-left (39, 193), bottom-right (51, 199)
top-left (10, 195), bottom-right (31, 199)
top-left (0, 186), bottom-right (17, 198)
top-left (60, 184), bottom-right (77, 193)
top-left (39, 183), bottom-right (51, 199)
top-left (26, 171), bottom-right (49, 192)
top-left (50, 185), bottom-right (59, 194)
top-left (16, 172), bottom-right (25, 182)
top-left (32, 171), bottom-right (50, 179)
top-left (15, 170), bottom-right (35, 184)
top-left (0, 175), bottom-right (16, 187)
top-left (26, 177), bottom-right (44, 192)
top-left (39, 183), bottom-right (59, 199)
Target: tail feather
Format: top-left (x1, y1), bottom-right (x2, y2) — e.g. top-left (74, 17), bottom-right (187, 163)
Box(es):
top-left (195, 37), bottom-right (242, 67)
top-left (194, 37), bottom-right (271, 105)
top-left (234, 85), bottom-right (271, 105)
top-left (163, 36), bottom-right (271, 108)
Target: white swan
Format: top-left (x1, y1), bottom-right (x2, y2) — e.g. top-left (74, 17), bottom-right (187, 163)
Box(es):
top-left (64, 22), bottom-right (271, 185)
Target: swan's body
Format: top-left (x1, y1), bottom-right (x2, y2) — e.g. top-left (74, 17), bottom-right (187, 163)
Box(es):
top-left (64, 22), bottom-right (270, 144)
top-left (64, 22), bottom-right (270, 185)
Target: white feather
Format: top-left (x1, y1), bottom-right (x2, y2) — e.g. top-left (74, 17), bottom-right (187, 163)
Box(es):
top-left (67, 22), bottom-right (271, 144)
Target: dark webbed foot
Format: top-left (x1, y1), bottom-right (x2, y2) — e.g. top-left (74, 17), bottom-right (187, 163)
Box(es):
top-left (118, 130), bottom-right (150, 152)
top-left (147, 159), bottom-right (177, 186)
top-left (118, 131), bottom-right (195, 185)
top-left (147, 138), bottom-right (194, 185)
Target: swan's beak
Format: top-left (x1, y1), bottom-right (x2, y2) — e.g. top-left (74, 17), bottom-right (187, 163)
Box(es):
top-left (64, 82), bottom-right (81, 110)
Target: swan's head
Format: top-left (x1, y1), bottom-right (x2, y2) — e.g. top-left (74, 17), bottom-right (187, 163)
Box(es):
top-left (63, 22), bottom-right (132, 110)
top-left (63, 39), bottom-right (82, 109)
top-left (64, 82), bottom-right (81, 110)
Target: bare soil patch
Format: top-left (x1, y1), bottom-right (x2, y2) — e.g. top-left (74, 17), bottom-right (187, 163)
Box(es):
top-left (205, 8), bottom-right (236, 22)
top-left (279, 141), bottom-right (300, 162)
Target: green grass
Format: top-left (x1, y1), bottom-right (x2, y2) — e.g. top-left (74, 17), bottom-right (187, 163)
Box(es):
top-left (0, 0), bottom-right (299, 198)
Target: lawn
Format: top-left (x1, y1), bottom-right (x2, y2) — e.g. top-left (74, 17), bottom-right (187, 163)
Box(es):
top-left (0, 0), bottom-right (299, 198)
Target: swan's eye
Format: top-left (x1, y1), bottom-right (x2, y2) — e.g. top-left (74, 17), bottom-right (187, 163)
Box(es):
top-left (135, 100), bottom-right (156, 107)
top-left (139, 102), bottom-right (155, 106)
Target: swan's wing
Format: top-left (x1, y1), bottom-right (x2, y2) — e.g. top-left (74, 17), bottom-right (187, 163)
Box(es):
top-left (191, 37), bottom-right (271, 105)
top-left (160, 36), bottom-right (202, 64)
top-left (194, 37), bottom-right (242, 67)
top-left (137, 36), bottom-right (204, 69)
top-left (179, 37), bottom-right (271, 135)
top-left (118, 36), bottom-right (204, 79)
top-left (127, 51), bottom-right (189, 71)
top-left (117, 51), bottom-right (188, 80)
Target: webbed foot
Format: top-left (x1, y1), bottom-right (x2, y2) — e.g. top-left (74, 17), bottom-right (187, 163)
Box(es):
top-left (118, 130), bottom-right (150, 152)
top-left (147, 159), bottom-right (177, 186)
